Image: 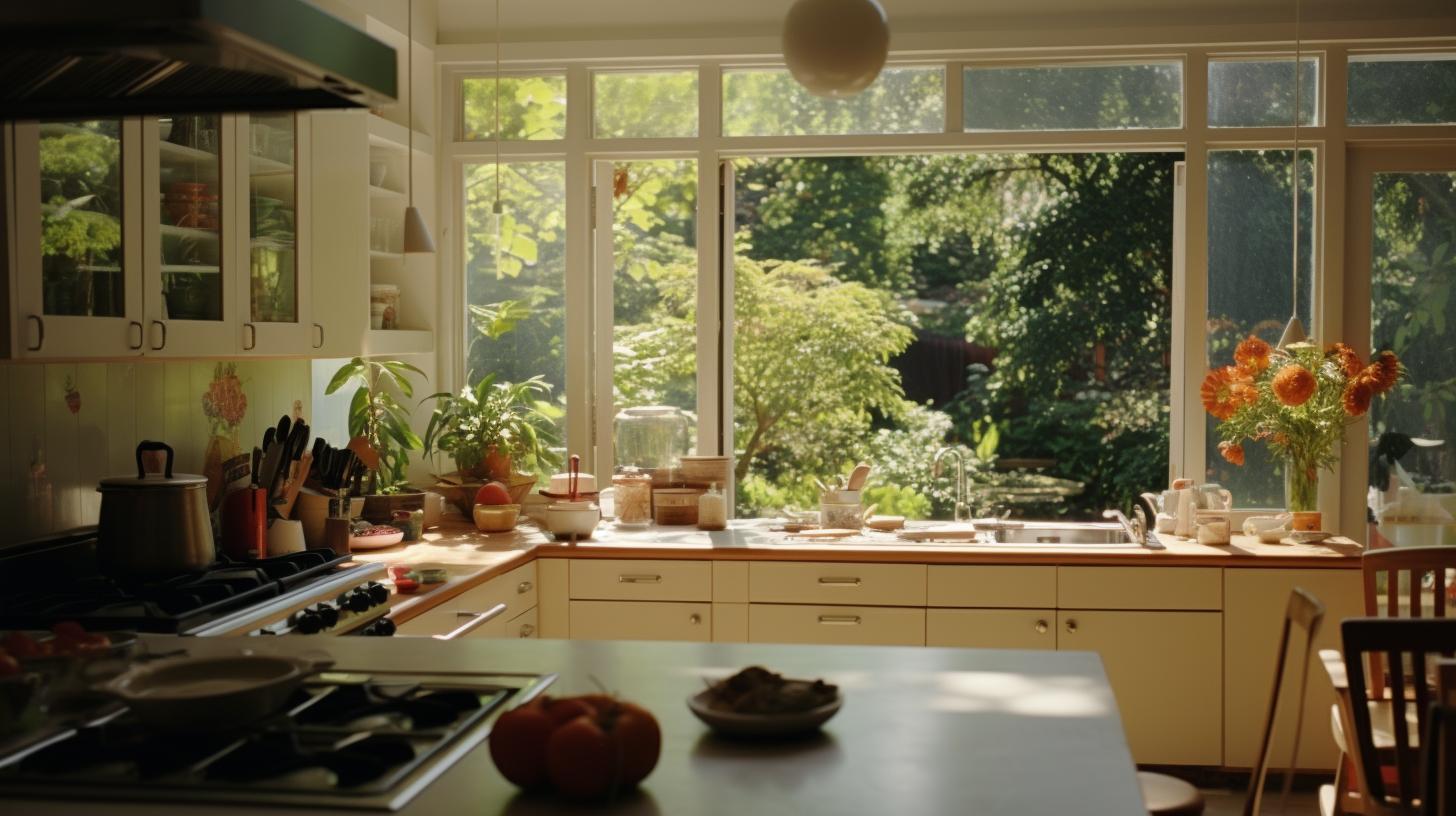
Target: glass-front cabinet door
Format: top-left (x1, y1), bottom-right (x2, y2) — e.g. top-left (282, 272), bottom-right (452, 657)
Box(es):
top-left (143, 113), bottom-right (237, 354)
top-left (12, 119), bottom-right (145, 357)
top-left (237, 112), bottom-right (311, 354)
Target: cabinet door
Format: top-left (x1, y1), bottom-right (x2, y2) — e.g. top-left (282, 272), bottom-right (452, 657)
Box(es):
top-left (569, 600), bottom-right (711, 641)
top-left (12, 120), bottom-right (144, 357)
top-left (927, 609), bottom-right (1057, 649)
top-left (145, 114), bottom-right (238, 355)
top-left (1058, 610), bottom-right (1222, 765)
top-left (235, 112), bottom-right (312, 355)
top-left (307, 110), bottom-right (369, 357)
top-left (748, 604), bottom-right (925, 646)
top-left (505, 606), bottom-right (538, 639)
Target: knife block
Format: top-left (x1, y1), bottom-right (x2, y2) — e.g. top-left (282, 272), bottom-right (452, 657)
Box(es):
top-left (323, 517), bottom-right (352, 555)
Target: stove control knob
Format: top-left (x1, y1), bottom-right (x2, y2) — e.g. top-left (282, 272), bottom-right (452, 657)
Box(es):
top-left (296, 613), bottom-right (324, 635)
top-left (310, 603), bottom-right (340, 628)
top-left (366, 582), bottom-right (390, 605)
top-left (346, 591), bottom-right (373, 613)
top-left (368, 618), bottom-right (397, 637)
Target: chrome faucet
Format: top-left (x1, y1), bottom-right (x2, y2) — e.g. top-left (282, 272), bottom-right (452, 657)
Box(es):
top-left (933, 447), bottom-right (967, 523)
top-left (1103, 507), bottom-right (1146, 546)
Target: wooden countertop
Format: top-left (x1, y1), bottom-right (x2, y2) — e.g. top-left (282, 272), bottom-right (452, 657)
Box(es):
top-left (356, 514), bottom-right (1359, 623)
top-left (2, 635), bottom-right (1146, 816)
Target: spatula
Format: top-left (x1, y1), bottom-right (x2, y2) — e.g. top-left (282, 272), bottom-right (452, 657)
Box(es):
top-left (846, 462), bottom-right (872, 491)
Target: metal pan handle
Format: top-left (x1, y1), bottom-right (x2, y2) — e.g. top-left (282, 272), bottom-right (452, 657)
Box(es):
top-left (135, 440), bottom-right (174, 479)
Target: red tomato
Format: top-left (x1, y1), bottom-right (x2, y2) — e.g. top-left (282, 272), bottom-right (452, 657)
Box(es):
top-left (474, 482), bottom-right (513, 506)
top-left (50, 621), bottom-right (87, 641)
top-left (545, 714), bottom-right (616, 799)
top-left (2, 631), bottom-right (44, 660)
top-left (611, 702), bottom-right (662, 786)
top-left (488, 698), bottom-right (557, 789)
top-left (0, 653), bottom-right (20, 678)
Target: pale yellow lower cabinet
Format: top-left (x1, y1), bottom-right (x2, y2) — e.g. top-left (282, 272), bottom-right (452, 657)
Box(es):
top-left (926, 608), bottom-right (1058, 649)
top-left (537, 559), bottom-right (570, 638)
top-left (1058, 609), bottom-right (1223, 765)
top-left (569, 600), bottom-right (712, 641)
top-left (748, 604), bottom-right (925, 646)
top-left (712, 602), bottom-right (748, 642)
top-left (393, 562), bottom-right (537, 639)
top-left (1223, 568), bottom-right (1362, 771)
top-left (395, 604), bottom-right (508, 639)
top-left (506, 606), bottom-right (538, 639)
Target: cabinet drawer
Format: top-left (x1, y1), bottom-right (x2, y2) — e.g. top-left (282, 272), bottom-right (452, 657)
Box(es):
top-left (395, 604), bottom-right (508, 639)
top-left (569, 560), bottom-right (712, 602)
top-left (395, 562), bottom-right (536, 638)
top-left (569, 600), bottom-right (711, 641)
top-left (749, 604), bottom-right (925, 646)
top-left (927, 565), bottom-right (1056, 608)
top-left (505, 606), bottom-right (538, 639)
top-left (1057, 567), bottom-right (1221, 610)
top-left (926, 609), bottom-right (1057, 650)
top-left (749, 562), bottom-right (926, 606)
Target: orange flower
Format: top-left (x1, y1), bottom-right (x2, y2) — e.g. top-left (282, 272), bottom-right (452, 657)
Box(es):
top-left (1327, 342), bottom-right (1364, 379)
top-left (1234, 335), bottom-right (1272, 374)
top-left (1343, 378), bottom-right (1373, 416)
top-left (1271, 364), bottom-right (1317, 407)
top-left (1366, 351), bottom-right (1401, 394)
top-left (1201, 366), bottom-right (1248, 420)
top-left (1219, 441), bottom-right (1245, 466)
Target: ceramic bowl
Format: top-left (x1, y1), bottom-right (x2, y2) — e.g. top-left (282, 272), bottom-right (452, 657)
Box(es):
top-left (1243, 514), bottom-right (1292, 543)
top-left (686, 688), bottom-right (843, 737)
top-left (543, 501), bottom-right (600, 540)
top-left (473, 503), bottom-right (521, 532)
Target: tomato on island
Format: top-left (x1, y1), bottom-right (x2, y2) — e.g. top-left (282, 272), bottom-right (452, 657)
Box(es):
top-left (474, 481), bottom-right (513, 506)
top-left (488, 693), bottom-right (661, 799)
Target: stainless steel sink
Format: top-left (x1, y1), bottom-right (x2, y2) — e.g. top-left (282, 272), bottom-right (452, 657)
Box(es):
top-left (896, 520), bottom-right (1150, 548)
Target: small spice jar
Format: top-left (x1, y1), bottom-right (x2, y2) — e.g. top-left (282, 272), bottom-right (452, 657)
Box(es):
top-left (613, 469), bottom-right (652, 527)
top-left (369, 284), bottom-right (400, 330)
top-left (697, 483), bottom-right (727, 531)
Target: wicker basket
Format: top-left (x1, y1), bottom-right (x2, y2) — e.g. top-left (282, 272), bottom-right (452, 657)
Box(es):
top-left (425, 476), bottom-right (538, 518)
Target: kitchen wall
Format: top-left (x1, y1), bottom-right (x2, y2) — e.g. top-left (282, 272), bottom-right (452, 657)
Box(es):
top-left (0, 360), bottom-right (314, 547)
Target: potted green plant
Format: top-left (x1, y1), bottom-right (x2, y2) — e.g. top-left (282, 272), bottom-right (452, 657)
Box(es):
top-left (326, 358), bottom-right (427, 519)
top-left (422, 374), bottom-right (562, 483)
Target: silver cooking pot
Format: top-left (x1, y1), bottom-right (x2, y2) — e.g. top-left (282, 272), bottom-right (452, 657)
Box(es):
top-left (96, 440), bottom-right (215, 581)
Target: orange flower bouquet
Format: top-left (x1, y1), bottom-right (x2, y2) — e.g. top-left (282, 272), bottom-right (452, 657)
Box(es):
top-left (1202, 336), bottom-right (1402, 513)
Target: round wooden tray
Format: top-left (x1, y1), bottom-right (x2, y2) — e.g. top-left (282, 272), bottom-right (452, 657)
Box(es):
top-left (538, 489), bottom-right (602, 500)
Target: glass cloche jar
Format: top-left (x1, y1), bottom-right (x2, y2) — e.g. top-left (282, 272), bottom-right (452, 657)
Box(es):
top-left (613, 406), bottom-right (690, 485)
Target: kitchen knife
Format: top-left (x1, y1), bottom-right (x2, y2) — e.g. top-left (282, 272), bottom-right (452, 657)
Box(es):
top-left (261, 426), bottom-right (276, 453)
top-left (276, 416), bottom-right (291, 447)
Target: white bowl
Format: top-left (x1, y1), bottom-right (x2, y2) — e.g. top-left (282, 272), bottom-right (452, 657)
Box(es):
top-left (543, 501), bottom-right (600, 540)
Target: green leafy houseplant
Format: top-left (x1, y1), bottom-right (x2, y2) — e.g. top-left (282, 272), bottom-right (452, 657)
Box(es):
top-left (326, 358), bottom-right (426, 494)
top-left (421, 374), bottom-right (562, 480)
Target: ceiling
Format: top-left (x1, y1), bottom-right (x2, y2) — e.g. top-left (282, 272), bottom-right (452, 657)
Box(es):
top-left (437, 0), bottom-right (1456, 45)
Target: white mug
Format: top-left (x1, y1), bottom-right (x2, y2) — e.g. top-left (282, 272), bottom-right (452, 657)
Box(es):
top-left (267, 518), bottom-right (305, 557)
top-left (422, 492), bottom-right (444, 529)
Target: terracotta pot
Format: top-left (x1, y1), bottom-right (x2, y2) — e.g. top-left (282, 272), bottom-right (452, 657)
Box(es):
top-left (360, 490), bottom-right (425, 524)
top-left (1291, 511), bottom-right (1322, 532)
top-left (485, 448), bottom-right (514, 482)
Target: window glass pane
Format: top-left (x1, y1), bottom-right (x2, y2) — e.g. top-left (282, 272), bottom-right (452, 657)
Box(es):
top-left (1348, 55), bottom-right (1456, 125)
top-left (248, 112), bottom-right (297, 323)
top-left (610, 160), bottom-right (699, 474)
top-left (593, 71), bottom-right (698, 138)
top-left (1205, 149), bottom-right (1315, 509)
top-left (461, 76), bottom-right (566, 141)
top-left (722, 67), bottom-right (944, 136)
top-left (731, 153), bottom-right (1175, 521)
top-left (39, 120), bottom-right (125, 317)
top-left (160, 114), bottom-right (223, 322)
top-left (1208, 58), bottom-right (1318, 127)
top-left (464, 161), bottom-right (568, 478)
top-left (1369, 172), bottom-right (1456, 541)
top-left (963, 62), bottom-right (1182, 131)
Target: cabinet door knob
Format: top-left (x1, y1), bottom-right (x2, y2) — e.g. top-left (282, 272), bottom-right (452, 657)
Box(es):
top-left (518, 581), bottom-right (533, 594)
top-left (25, 315), bottom-right (43, 351)
top-left (519, 623), bottom-right (535, 638)
top-left (242, 323), bottom-right (256, 350)
top-left (128, 321), bottom-right (143, 350)
top-left (1034, 620), bottom-right (1048, 634)
top-left (312, 322), bottom-right (324, 348)
top-left (1064, 619), bottom-right (1078, 634)
top-left (689, 614), bottom-right (702, 624)
top-left (149, 320), bottom-right (166, 350)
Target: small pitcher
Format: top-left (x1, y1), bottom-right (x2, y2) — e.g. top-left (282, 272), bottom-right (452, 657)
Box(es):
top-left (1196, 483), bottom-right (1233, 511)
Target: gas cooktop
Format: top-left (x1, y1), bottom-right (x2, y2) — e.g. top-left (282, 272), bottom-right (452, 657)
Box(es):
top-left (0, 668), bottom-right (555, 810)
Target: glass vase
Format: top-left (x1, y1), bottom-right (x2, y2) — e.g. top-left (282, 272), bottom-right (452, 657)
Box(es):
top-left (1284, 456), bottom-right (1319, 513)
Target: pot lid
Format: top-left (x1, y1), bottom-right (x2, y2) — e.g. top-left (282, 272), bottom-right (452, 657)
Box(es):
top-left (99, 472), bottom-right (208, 489)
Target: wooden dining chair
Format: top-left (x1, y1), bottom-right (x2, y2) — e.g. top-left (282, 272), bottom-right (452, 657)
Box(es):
top-left (1140, 588), bottom-right (1325, 816)
top-left (1424, 659), bottom-right (1456, 816)
top-left (1323, 618), bottom-right (1456, 816)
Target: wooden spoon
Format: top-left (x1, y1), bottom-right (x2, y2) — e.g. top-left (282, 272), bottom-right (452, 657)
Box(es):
top-left (847, 462), bottom-right (872, 491)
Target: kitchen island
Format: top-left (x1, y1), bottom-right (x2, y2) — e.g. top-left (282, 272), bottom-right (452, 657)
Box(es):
top-left (1, 634), bottom-right (1147, 816)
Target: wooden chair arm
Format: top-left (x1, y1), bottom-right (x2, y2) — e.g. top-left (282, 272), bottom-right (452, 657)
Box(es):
top-left (1321, 648), bottom-right (1349, 690)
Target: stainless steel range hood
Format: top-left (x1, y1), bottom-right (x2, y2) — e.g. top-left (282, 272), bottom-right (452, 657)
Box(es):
top-left (0, 0), bottom-right (397, 120)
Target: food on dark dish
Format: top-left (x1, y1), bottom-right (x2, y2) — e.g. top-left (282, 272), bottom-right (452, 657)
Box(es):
top-left (704, 666), bottom-right (838, 714)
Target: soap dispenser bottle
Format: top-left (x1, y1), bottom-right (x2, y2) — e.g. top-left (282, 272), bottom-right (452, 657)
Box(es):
top-left (697, 482), bottom-right (727, 531)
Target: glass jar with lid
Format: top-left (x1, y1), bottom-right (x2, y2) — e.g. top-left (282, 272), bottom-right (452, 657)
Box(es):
top-left (614, 406), bottom-right (689, 486)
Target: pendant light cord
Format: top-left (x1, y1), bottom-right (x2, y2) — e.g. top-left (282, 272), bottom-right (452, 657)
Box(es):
top-left (494, 0), bottom-right (501, 211)
top-left (407, 0), bottom-right (414, 210)
top-left (1290, 0), bottom-right (1301, 324)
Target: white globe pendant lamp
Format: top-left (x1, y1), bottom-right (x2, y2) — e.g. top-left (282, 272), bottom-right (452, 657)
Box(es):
top-left (782, 0), bottom-right (890, 99)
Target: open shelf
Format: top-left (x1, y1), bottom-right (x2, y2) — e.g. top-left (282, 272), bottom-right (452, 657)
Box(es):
top-left (159, 224), bottom-right (219, 240)
top-left (365, 329), bottom-right (433, 356)
top-left (161, 264), bottom-right (221, 274)
top-left (369, 185), bottom-right (406, 198)
top-left (366, 114), bottom-right (434, 155)
top-left (159, 140), bottom-right (221, 165)
top-left (369, 250), bottom-right (404, 261)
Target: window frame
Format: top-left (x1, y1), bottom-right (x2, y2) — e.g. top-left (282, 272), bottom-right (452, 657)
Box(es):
top-left (439, 39), bottom-right (1456, 538)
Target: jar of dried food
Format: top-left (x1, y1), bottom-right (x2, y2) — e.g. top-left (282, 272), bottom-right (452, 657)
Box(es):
top-left (697, 483), bottom-right (727, 531)
top-left (613, 470), bottom-right (653, 527)
top-left (369, 284), bottom-right (400, 330)
top-left (614, 406), bottom-right (689, 478)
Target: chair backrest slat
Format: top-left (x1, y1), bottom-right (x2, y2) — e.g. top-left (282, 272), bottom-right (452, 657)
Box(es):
top-left (1430, 659), bottom-right (1456, 816)
top-left (1341, 617), bottom-right (1456, 811)
top-left (1361, 547), bottom-right (1456, 698)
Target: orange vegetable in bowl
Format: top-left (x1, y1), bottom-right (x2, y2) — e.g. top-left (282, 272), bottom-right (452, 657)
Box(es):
top-left (474, 481), bottom-right (513, 506)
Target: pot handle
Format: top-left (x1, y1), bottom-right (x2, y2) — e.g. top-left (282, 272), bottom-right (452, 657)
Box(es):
top-left (136, 440), bottom-right (174, 479)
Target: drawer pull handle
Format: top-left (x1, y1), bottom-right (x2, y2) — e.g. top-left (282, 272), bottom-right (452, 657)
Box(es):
top-left (1034, 620), bottom-right (1048, 634)
top-left (518, 581), bottom-right (533, 594)
top-left (1064, 619), bottom-right (1078, 634)
top-left (689, 614), bottom-right (702, 625)
top-left (818, 615), bottom-right (861, 625)
top-left (618, 575), bottom-right (661, 584)
top-left (519, 623), bottom-right (535, 638)
top-left (434, 603), bottom-right (508, 641)
top-left (818, 577), bottom-right (861, 586)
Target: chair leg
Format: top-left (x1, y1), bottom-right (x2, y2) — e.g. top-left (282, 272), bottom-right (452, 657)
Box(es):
top-left (1329, 754), bottom-right (1365, 816)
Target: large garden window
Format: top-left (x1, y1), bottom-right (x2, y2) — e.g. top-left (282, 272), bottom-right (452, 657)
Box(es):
top-left (592, 71), bottom-right (699, 138)
top-left (461, 75), bottom-right (567, 141)
top-left (722, 67), bottom-right (944, 136)
top-left (962, 62), bottom-right (1183, 131)
top-left (1347, 54), bottom-right (1456, 125)
top-left (1207, 57), bottom-right (1318, 127)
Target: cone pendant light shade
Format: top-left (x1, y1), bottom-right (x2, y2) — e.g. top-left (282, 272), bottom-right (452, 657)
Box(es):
top-left (1277, 315), bottom-right (1307, 348)
top-left (404, 205), bottom-right (435, 253)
